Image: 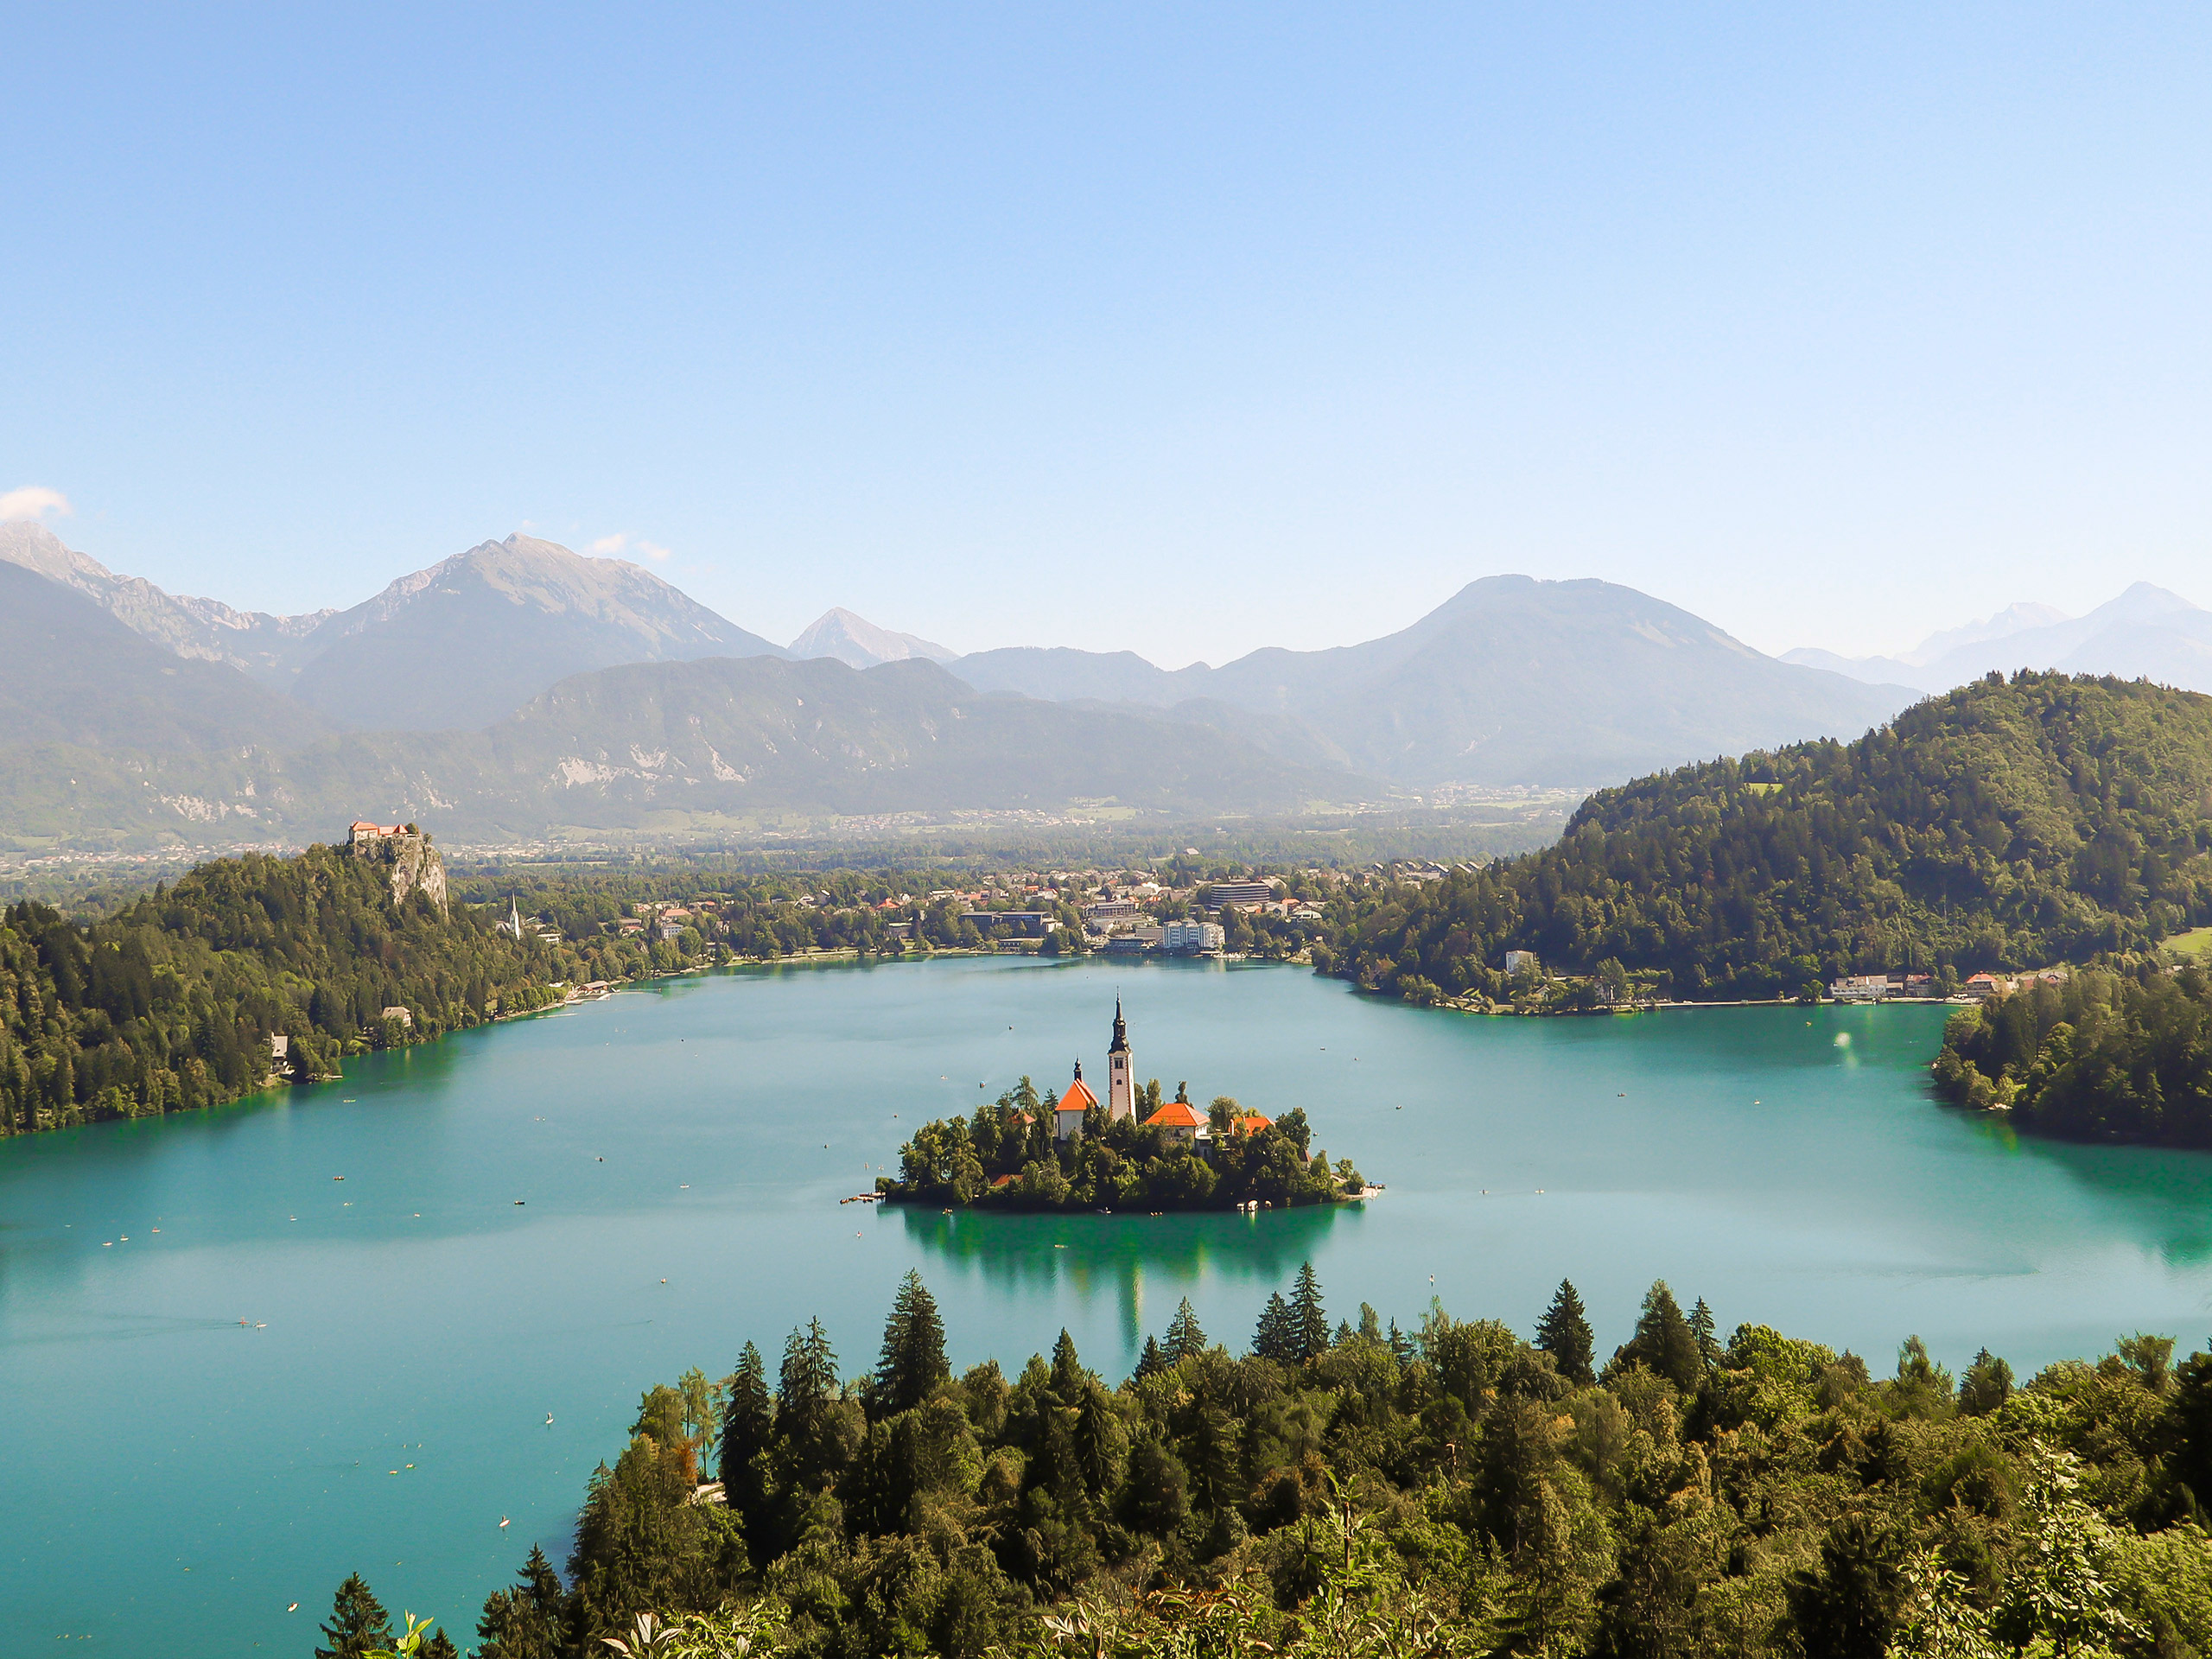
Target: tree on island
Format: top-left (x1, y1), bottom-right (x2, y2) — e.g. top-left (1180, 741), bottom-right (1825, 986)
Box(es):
top-left (1535, 1279), bottom-right (1595, 1385)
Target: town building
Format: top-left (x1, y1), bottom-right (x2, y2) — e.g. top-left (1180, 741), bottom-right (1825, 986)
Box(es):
top-left (1504, 950), bottom-right (1540, 976)
top-left (1830, 974), bottom-right (1891, 1002)
top-left (1207, 880), bottom-right (1274, 909)
top-left (1163, 919), bottom-right (1224, 955)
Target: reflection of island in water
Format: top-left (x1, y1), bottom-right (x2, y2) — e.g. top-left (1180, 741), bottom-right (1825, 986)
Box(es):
top-left (899, 1202), bottom-right (1362, 1354)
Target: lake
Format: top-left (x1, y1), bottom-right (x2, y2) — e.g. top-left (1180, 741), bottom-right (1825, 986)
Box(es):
top-left (6, 955), bottom-right (2212, 1656)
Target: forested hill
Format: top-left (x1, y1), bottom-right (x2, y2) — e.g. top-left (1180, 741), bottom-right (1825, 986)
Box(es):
top-left (0, 841), bottom-right (573, 1135)
top-left (1325, 672), bottom-right (2212, 1002)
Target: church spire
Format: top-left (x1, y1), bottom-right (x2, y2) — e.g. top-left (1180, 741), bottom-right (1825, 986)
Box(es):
top-left (1105, 996), bottom-right (1135, 1122)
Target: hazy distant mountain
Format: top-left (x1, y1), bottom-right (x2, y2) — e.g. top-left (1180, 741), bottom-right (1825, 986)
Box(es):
top-left (0, 655), bottom-right (1374, 843)
top-left (286, 534), bottom-right (786, 730)
top-left (789, 607), bottom-right (957, 668)
top-left (0, 563), bottom-right (326, 754)
top-left (951, 646), bottom-right (1208, 704)
top-left (0, 563), bottom-right (335, 841)
top-left (0, 521), bottom-right (333, 678)
top-left (1902, 601), bottom-right (2070, 665)
top-left (0, 525), bottom-right (791, 730)
top-left (956, 576), bottom-right (1912, 785)
top-left (1786, 584), bottom-right (2212, 696)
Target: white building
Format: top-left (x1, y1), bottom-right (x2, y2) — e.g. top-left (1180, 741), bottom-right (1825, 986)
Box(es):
top-left (1504, 950), bottom-right (1540, 976)
top-left (1164, 919), bottom-right (1225, 954)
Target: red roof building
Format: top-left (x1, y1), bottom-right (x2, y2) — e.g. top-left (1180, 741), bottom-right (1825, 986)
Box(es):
top-left (1142, 1098), bottom-right (1204, 1147)
top-left (1054, 1065), bottom-right (1098, 1141)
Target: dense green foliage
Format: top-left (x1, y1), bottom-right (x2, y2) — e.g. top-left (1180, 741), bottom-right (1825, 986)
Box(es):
top-left (1323, 674), bottom-right (2212, 1005)
top-left (885, 1079), bottom-right (1363, 1211)
top-left (1934, 963), bottom-right (2212, 1145)
top-left (0, 840), bottom-right (575, 1135)
top-left (327, 1268), bottom-right (2212, 1659)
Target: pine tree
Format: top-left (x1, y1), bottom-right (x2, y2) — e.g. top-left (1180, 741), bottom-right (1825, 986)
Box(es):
top-left (1135, 1334), bottom-right (1166, 1377)
top-left (1253, 1292), bottom-right (1295, 1362)
top-left (1690, 1297), bottom-right (1722, 1374)
top-left (718, 1341), bottom-right (776, 1529)
top-left (476, 1545), bottom-right (567, 1659)
top-left (1163, 1298), bottom-right (1207, 1363)
top-left (1535, 1280), bottom-right (1596, 1385)
top-left (871, 1269), bottom-right (950, 1414)
top-left (776, 1318), bottom-right (842, 1491)
top-left (1051, 1328), bottom-right (1085, 1404)
top-left (780, 1318), bottom-right (839, 1408)
top-left (1288, 1261), bottom-right (1330, 1361)
top-left (1616, 1280), bottom-right (1701, 1390)
top-left (316, 1573), bottom-right (393, 1659)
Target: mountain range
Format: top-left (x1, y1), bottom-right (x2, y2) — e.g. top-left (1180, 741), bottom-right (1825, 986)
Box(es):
top-left (1, 522), bottom-right (1925, 847)
top-left (1784, 582), bottom-right (2212, 696)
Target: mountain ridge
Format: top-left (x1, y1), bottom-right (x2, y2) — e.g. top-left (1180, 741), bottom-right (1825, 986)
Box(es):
top-left (789, 607), bottom-right (957, 668)
top-left (1785, 583), bottom-right (2212, 696)
top-left (955, 575), bottom-right (1914, 786)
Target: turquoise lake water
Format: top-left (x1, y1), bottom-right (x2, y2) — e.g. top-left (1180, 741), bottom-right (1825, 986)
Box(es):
top-left (8, 955), bottom-right (2212, 1656)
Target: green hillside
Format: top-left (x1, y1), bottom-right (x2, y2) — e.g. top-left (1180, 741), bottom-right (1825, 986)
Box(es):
top-left (1325, 672), bottom-right (2212, 1003)
top-left (0, 841), bottom-right (570, 1134)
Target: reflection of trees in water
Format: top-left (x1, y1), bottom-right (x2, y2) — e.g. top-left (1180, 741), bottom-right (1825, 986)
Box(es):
top-left (900, 1204), bottom-right (1359, 1354)
top-left (1967, 1121), bottom-right (2212, 1268)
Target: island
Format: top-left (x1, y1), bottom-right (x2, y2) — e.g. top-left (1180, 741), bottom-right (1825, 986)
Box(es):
top-left (878, 1000), bottom-right (1370, 1211)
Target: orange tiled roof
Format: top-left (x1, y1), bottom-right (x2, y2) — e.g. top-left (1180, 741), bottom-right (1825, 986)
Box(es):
top-left (1058, 1077), bottom-right (1098, 1114)
top-left (1231, 1112), bottom-right (1274, 1134)
top-left (1144, 1100), bottom-right (1203, 1129)
top-left (990, 1173), bottom-right (1017, 1188)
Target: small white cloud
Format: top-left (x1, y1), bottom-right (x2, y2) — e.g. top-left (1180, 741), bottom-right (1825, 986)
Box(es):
top-left (0, 485), bottom-right (73, 523)
top-left (587, 531), bottom-right (672, 562)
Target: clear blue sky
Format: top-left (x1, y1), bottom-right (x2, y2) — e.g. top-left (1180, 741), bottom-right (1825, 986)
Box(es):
top-left (5, 4), bottom-right (2207, 664)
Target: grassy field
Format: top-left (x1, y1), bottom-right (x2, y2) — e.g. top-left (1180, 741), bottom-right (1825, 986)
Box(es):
top-left (2166, 925), bottom-right (2212, 959)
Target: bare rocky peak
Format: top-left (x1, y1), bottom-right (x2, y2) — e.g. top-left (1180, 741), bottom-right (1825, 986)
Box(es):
top-left (790, 606), bottom-right (956, 668)
top-left (0, 520), bottom-right (326, 674)
top-left (321, 533), bottom-right (744, 648)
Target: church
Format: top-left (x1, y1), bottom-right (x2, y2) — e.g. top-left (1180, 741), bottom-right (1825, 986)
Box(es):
top-left (1052, 998), bottom-right (1139, 1141)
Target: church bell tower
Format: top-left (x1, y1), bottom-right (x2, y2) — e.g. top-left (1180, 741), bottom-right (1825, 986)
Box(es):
top-left (1107, 998), bottom-right (1135, 1122)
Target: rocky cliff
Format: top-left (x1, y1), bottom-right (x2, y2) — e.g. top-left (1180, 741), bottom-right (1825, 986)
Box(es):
top-left (348, 830), bottom-right (448, 916)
